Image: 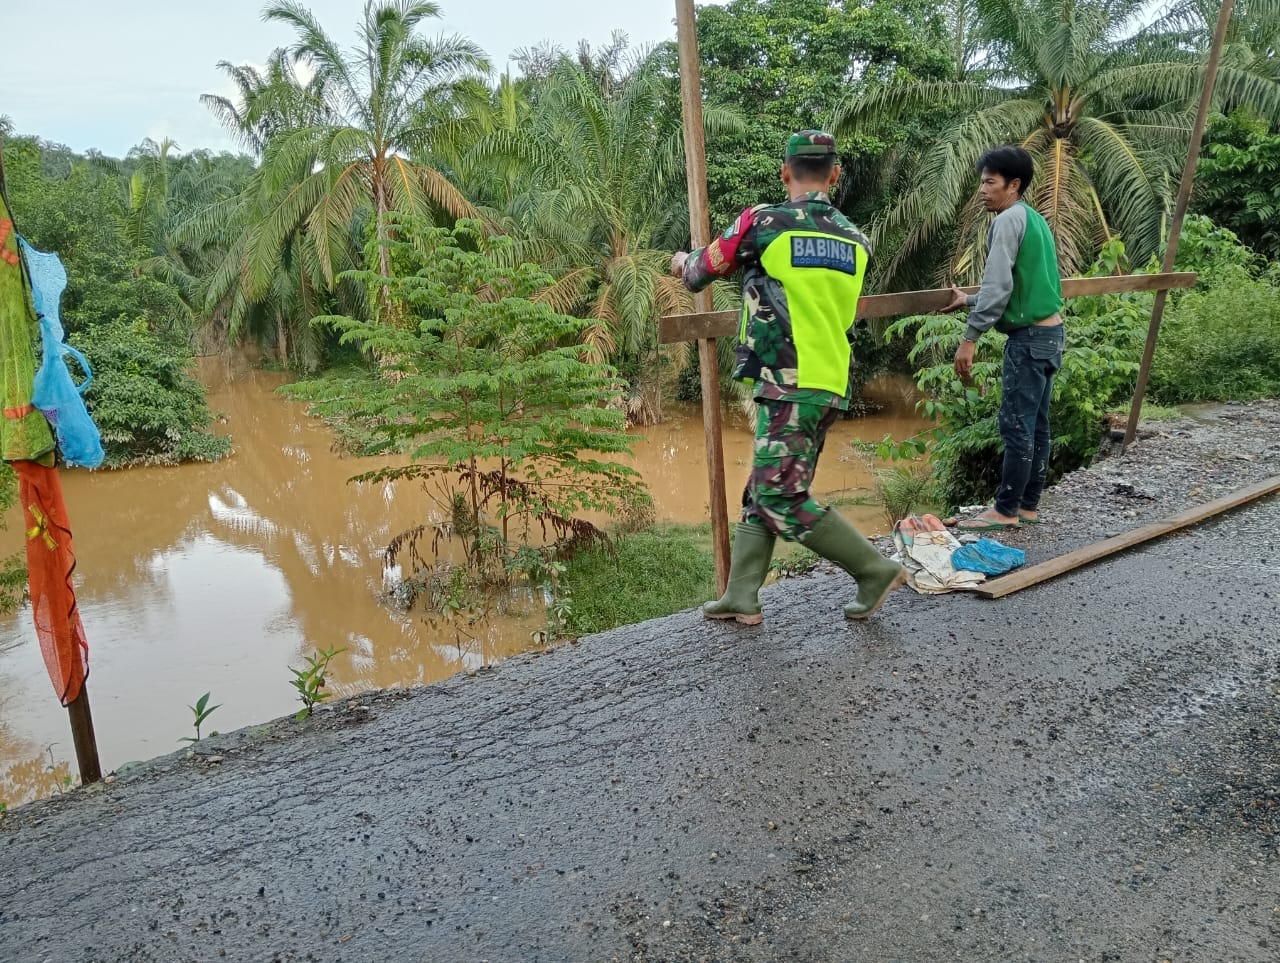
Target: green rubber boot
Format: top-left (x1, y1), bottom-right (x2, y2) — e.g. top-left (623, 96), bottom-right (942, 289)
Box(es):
top-left (801, 509), bottom-right (907, 620)
top-left (703, 522), bottom-right (777, 625)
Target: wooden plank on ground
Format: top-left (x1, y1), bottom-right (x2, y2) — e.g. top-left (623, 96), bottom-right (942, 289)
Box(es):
top-left (970, 475), bottom-right (1280, 599)
top-left (658, 272), bottom-right (1198, 344)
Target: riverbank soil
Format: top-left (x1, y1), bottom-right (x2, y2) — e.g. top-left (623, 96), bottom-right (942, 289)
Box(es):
top-left (1, 403), bottom-right (1278, 963)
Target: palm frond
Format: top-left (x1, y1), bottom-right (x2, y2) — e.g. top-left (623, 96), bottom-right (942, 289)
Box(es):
top-left (265, 0), bottom-right (366, 128)
top-left (309, 161), bottom-right (371, 284)
top-left (1029, 135), bottom-right (1096, 274)
top-left (833, 81), bottom-right (1016, 136)
top-left (870, 97), bottom-right (1045, 282)
top-left (1073, 115), bottom-right (1166, 260)
top-left (1098, 62), bottom-right (1280, 123)
top-left (534, 266), bottom-right (598, 315)
top-left (243, 169), bottom-right (331, 295)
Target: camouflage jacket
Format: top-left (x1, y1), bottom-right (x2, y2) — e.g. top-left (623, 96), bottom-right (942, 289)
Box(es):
top-left (681, 191), bottom-right (871, 409)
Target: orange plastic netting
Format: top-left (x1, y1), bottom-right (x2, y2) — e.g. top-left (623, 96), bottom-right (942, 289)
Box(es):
top-left (14, 460), bottom-right (88, 705)
top-left (3, 166), bottom-right (89, 705)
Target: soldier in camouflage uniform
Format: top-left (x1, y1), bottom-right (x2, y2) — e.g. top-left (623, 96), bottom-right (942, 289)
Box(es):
top-left (671, 130), bottom-right (906, 625)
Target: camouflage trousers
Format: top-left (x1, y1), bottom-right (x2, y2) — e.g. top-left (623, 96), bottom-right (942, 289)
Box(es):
top-left (741, 399), bottom-right (839, 541)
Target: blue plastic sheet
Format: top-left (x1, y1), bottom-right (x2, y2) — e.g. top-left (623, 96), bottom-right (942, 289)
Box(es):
top-left (951, 537), bottom-right (1025, 576)
top-left (21, 238), bottom-right (104, 468)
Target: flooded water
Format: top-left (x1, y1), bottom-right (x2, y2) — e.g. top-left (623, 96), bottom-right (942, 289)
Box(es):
top-left (0, 361), bottom-right (927, 807)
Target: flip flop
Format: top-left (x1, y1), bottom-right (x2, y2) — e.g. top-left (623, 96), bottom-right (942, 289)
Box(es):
top-left (1017, 515), bottom-right (1042, 525)
top-left (955, 516), bottom-right (1021, 532)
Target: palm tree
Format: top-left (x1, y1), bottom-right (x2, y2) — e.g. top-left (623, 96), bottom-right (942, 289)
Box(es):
top-left (129, 130), bottom-right (320, 361)
top-left (180, 2), bottom-right (485, 361)
top-left (474, 55), bottom-right (741, 419)
top-left (199, 49), bottom-right (333, 157)
top-left (511, 31), bottom-right (639, 100)
top-left (181, 52), bottom-right (337, 362)
top-left (178, 172), bottom-right (345, 367)
top-left (124, 139), bottom-right (254, 339)
top-left (419, 72), bottom-right (533, 211)
top-left (247, 0), bottom-right (489, 294)
top-left (125, 137), bottom-right (182, 257)
top-left (126, 139), bottom-right (252, 264)
top-left (834, 0), bottom-right (1280, 283)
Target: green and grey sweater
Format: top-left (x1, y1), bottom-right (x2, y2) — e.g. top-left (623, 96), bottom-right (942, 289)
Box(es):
top-left (963, 200), bottom-right (1063, 342)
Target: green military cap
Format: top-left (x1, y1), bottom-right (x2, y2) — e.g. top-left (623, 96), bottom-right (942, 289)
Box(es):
top-left (786, 129), bottom-right (837, 157)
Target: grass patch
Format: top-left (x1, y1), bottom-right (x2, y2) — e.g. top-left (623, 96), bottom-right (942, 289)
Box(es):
top-left (769, 544), bottom-right (821, 578)
top-left (561, 524), bottom-right (716, 635)
top-left (1135, 403), bottom-right (1185, 422)
top-left (562, 519), bottom-right (846, 635)
top-left (825, 490), bottom-right (876, 510)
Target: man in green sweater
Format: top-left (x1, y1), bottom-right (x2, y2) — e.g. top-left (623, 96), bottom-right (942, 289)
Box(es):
top-left (943, 146), bottom-right (1064, 531)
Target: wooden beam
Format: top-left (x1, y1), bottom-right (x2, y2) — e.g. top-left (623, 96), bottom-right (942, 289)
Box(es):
top-left (675, 0), bottom-right (731, 594)
top-left (970, 475), bottom-right (1280, 599)
top-left (1058, 272), bottom-right (1197, 298)
top-left (1125, 0), bottom-right (1235, 447)
top-left (659, 272), bottom-right (1197, 344)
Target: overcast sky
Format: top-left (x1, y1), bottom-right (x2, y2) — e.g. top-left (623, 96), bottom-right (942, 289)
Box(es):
top-left (2, 0), bottom-right (718, 157)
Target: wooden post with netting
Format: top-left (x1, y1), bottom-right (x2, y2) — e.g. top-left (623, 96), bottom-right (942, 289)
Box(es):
top-left (0, 136), bottom-right (103, 787)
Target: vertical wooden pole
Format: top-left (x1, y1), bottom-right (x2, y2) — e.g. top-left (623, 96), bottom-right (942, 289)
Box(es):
top-left (1125, 0), bottom-right (1235, 447)
top-left (1, 137), bottom-right (103, 788)
top-left (675, 0), bottom-right (731, 594)
top-left (67, 685), bottom-right (102, 784)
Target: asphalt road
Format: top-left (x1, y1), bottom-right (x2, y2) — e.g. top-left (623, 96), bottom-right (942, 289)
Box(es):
top-left (2, 499), bottom-right (1278, 963)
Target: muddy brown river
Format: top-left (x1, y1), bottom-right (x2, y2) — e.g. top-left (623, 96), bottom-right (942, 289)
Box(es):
top-left (0, 360), bottom-right (927, 806)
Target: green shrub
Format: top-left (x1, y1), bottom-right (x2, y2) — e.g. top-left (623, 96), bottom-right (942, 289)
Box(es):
top-left (870, 462), bottom-right (940, 530)
top-left (1151, 266), bottom-right (1280, 404)
top-left (1164, 214), bottom-right (1262, 287)
top-left (1194, 110), bottom-right (1280, 261)
top-left (73, 320), bottom-right (231, 467)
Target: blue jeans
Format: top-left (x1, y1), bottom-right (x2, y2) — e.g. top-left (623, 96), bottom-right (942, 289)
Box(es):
top-left (995, 325), bottom-right (1064, 517)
